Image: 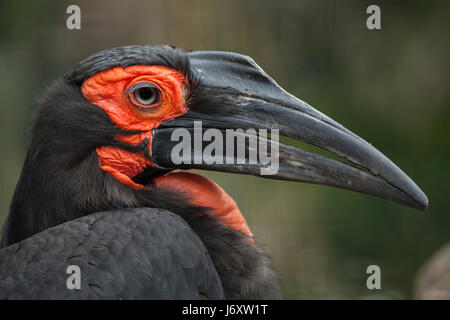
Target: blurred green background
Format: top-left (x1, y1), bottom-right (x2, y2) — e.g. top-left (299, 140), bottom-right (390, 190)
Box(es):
top-left (0, 0), bottom-right (449, 299)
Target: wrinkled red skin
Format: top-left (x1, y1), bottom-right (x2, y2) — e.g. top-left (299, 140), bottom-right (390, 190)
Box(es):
top-left (81, 65), bottom-right (252, 238)
top-left (82, 65), bottom-right (188, 188)
top-left (154, 172), bottom-right (253, 238)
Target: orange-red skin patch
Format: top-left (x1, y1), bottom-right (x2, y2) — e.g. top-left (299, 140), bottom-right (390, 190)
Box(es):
top-left (154, 172), bottom-right (253, 239)
top-left (82, 65), bottom-right (188, 131)
top-left (82, 66), bottom-right (253, 239)
top-left (81, 65), bottom-right (188, 189)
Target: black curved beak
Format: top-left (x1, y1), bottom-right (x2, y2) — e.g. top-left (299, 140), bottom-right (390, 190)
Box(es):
top-left (151, 51), bottom-right (428, 211)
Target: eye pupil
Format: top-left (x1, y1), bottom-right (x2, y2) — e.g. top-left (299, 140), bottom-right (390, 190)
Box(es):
top-left (139, 87), bottom-right (153, 100)
top-left (134, 86), bottom-right (158, 105)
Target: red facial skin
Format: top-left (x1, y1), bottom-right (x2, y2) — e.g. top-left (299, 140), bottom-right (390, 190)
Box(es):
top-left (82, 65), bottom-right (188, 188)
top-left (81, 65), bottom-right (252, 238)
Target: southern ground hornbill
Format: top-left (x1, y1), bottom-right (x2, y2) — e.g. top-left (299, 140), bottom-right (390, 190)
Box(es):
top-left (0, 45), bottom-right (428, 299)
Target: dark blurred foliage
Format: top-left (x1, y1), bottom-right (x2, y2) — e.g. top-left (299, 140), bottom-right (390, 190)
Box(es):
top-left (0, 0), bottom-right (448, 299)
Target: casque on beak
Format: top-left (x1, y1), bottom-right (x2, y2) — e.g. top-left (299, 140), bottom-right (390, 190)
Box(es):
top-left (150, 51), bottom-right (428, 211)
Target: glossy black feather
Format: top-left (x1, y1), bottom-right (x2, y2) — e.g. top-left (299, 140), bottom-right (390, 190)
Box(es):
top-left (0, 208), bottom-right (224, 299)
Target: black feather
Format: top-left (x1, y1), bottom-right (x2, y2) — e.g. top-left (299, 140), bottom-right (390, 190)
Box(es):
top-left (0, 208), bottom-right (224, 299)
top-left (64, 45), bottom-right (192, 86)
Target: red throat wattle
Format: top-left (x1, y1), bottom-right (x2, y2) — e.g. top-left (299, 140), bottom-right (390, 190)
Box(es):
top-left (154, 172), bottom-right (253, 239)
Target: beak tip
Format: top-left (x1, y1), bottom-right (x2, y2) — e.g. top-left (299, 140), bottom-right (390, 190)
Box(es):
top-left (411, 190), bottom-right (429, 211)
top-left (419, 195), bottom-right (429, 211)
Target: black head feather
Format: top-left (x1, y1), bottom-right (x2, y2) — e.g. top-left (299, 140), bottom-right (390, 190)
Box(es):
top-left (64, 45), bottom-right (191, 86)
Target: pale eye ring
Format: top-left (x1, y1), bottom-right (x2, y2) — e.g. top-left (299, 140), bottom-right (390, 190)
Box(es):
top-left (126, 82), bottom-right (162, 108)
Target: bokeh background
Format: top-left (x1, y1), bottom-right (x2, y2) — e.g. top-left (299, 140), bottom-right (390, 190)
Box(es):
top-left (0, 0), bottom-right (449, 299)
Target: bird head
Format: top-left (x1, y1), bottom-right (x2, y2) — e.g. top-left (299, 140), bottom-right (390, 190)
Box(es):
top-left (62, 45), bottom-right (427, 210)
top-left (4, 45), bottom-right (428, 246)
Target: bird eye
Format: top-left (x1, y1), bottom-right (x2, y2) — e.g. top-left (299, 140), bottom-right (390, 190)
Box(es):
top-left (134, 87), bottom-right (158, 105)
top-left (126, 82), bottom-right (162, 109)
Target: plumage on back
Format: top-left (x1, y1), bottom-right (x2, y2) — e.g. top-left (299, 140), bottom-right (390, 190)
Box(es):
top-left (0, 208), bottom-right (224, 299)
